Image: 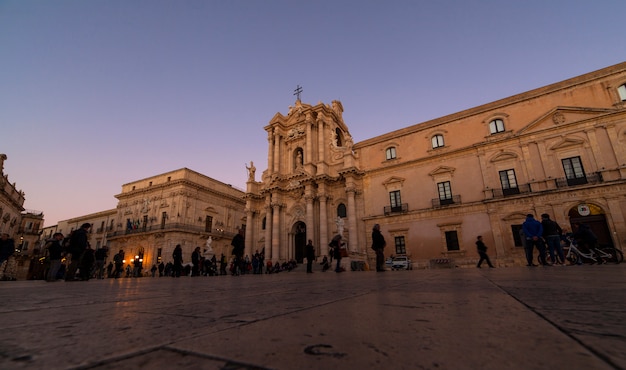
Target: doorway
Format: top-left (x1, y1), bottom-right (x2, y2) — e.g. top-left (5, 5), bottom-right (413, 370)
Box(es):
top-left (293, 222), bottom-right (307, 263)
top-left (568, 204), bottom-right (613, 247)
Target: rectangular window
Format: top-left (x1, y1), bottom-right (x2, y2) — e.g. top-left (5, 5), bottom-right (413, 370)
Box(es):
top-left (157, 248), bottom-right (162, 263)
top-left (445, 231), bottom-right (459, 251)
top-left (511, 225), bottom-right (524, 247)
top-left (205, 215), bottom-right (213, 232)
top-left (499, 169), bottom-right (520, 196)
top-left (618, 84), bottom-right (626, 101)
top-left (386, 147), bottom-right (397, 160)
top-left (562, 156), bottom-right (587, 185)
top-left (389, 190), bottom-right (402, 211)
top-left (394, 236), bottom-right (406, 255)
top-left (437, 181), bottom-right (453, 204)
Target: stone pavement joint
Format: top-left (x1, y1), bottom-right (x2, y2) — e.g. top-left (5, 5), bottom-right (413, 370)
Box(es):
top-left (0, 265), bottom-right (624, 370)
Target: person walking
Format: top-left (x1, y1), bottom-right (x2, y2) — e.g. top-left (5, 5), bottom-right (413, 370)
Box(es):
top-left (475, 235), bottom-right (494, 268)
top-left (230, 229), bottom-right (245, 276)
top-left (94, 247), bottom-right (108, 279)
top-left (541, 214), bottom-right (564, 265)
top-left (522, 214), bottom-right (547, 266)
top-left (191, 246), bottom-right (201, 276)
top-left (45, 232), bottom-right (64, 281)
top-left (66, 223), bottom-right (91, 281)
top-left (329, 235), bottom-right (344, 273)
top-left (305, 239), bottom-right (315, 273)
top-left (371, 224), bottom-right (387, 272)
top-left (172, 244), bottom-right (183, 277)
top-left (113, 250), bottom-right (124, 278)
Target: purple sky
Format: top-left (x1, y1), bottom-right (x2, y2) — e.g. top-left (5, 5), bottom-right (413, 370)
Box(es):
top-left (1, 0), bottom-right (624, 226)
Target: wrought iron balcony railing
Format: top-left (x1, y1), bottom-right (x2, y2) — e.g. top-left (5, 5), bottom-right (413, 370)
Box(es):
top-left (384, 203), bottom-right (408, 216)
top-left (431, 195), bottom-right (461, 208)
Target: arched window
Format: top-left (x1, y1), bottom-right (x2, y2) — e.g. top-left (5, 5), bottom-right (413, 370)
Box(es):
top-left (432, 134), bottom-right (444, 149)
top-left (618, 84), bottom-right (626, 101)
top-left (337, 203), bottom-right (347, 218)
top-left (386, 147), bottom-right (397, 160)
top-left (489, 119), bottom-right (505, 134)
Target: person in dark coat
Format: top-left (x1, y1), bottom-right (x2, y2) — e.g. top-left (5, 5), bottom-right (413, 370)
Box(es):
top-left (329, 234), bottom-right (344, 273)
top-left (230, 229), bottom-right (245, 275)
top-left (475, 235), bottom-right (494, 268)
top-left (0, 233), bottom-right (15, 274)
top-left (191, 247), bottom-right (201, 276)
top-left (172, 244), bottom-right (183, 277)
top-left (371, 224), bottom-right (387, 272)
top-left (66, 223), bottom-right (91, 281)
top-left (305, 240), bottom-right (315, 273)
top-left (79, 244), bottom-right (95, 281)
top-left (45, 232), bottom-right (64, 281)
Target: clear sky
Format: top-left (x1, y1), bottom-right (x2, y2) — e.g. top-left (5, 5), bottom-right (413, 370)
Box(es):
top-left (1, 0), bottom-right (624, 227)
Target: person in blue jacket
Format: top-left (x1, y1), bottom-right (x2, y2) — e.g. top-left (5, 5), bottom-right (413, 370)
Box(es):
top-left (522, 214), bottom-right (548, 266)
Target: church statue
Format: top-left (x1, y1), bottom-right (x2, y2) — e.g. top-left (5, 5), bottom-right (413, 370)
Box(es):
top-left (246, 161), bottom-right (256, 181)
top-left (336, 216), bottom-right (345, 236)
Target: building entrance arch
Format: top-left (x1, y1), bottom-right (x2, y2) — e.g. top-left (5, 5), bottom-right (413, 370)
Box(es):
top-left (567, 203), bottom-right (613, 247)
top-left (292, 221), bottom-right (307, 263)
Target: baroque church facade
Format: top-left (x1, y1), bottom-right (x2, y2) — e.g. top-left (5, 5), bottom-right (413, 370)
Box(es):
top-left (244, 62), bottom-right (626, 268)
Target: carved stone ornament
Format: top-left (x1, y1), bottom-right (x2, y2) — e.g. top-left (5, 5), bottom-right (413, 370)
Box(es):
top-left (552, 112), bottom-right (566, 125)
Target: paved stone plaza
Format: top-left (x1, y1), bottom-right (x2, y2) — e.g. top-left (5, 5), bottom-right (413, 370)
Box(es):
top-left (0, 264), bottom-right (624, 370)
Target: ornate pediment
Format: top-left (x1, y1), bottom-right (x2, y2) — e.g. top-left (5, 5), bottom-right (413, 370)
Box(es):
top-left (549, 136), bottom-right (585, 150)
top-left (428, 166), bottom-right (456, 177)
top-left (490, 151), bottom-right (519, 163)
top-left (519, 106), bottom-right (614, 134)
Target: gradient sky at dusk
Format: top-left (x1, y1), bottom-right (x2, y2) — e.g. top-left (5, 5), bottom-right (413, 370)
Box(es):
top-left (1, 0), bottom-right (624, 226)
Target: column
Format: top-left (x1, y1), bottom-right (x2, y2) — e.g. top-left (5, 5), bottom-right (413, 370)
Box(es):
top-left (316, 118), bottom-right (326, 175)
top-left (245, 208), bottom-right (254, 258)
top-left (264, 196), bottom-right (272, 261)
top-left (273, 133), bottom-right (281, 175)
top-left (305, 117), bottom-right (312, 164)
top-left (305, 188), bottom-right (315, 253)
top-left (267, 131), bottom-right (274, 173)
top-left (319, 194), bottom-right (329, 257)
top-left (346, 186), bottom-right (358, 252)
top-left (271, 202), bottom-right (281, 261)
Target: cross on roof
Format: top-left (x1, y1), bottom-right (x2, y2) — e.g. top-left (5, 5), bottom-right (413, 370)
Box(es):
top-left (293, 85), bottom-right (303, 101)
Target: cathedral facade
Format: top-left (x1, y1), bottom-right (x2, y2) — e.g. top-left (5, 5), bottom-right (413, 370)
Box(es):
top-left (245, 62), bottom-right (626, 268)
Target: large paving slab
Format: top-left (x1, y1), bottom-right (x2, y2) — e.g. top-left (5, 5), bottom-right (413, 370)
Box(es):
top-left (0, 264), bottom-right (623, 369)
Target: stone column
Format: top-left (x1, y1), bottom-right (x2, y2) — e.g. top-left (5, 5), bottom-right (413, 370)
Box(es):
top-left (264, 197), bottom-right (272, 261)
top-left (346, 186), bottom-right (358, 253)
top-left (267, 131), bottom-right (274, 173)
top-left (305, 117), bottom-right (312, 164)
top-left (305, 189), bottom-right (315, 252)
top-left (271, 202), bottom-right (281, 261)
top-left (273, 133), bottom-right (281, 175)
top-left (316, 117), bottom-right (326, 175)
top-left (245, 207), bottom-right (254, 258)
top-left (319, 193), bottom-right (329, 257)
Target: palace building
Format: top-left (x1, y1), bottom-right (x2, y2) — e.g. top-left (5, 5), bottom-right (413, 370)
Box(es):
top-left (39, 62), bottom-right (626, 271)
top-left (243, 62), bottom-right (626, 268)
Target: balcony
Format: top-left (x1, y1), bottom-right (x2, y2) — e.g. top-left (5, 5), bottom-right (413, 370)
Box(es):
top-left (491, 183), bottom-right (532, 198)
top-left (555, 172), bottom-right (602, 188)
top-left (384, 203), bottom-right (408, 216)
top-left (432, 195), bottom-right (461, 208)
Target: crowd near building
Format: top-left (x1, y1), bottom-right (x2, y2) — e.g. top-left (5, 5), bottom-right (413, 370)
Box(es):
top-left (2, 62), bottom-right (626, 279)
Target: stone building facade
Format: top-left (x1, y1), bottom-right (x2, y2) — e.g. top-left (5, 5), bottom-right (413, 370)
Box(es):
top-left (105, 168), bottom-right (245, 268)
top-left (245, 62), bottom-right (626, 268)
top-left (41, 168), bottom-right (246, 272)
